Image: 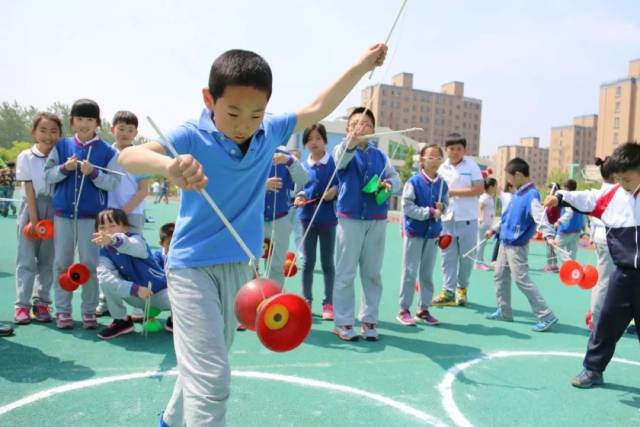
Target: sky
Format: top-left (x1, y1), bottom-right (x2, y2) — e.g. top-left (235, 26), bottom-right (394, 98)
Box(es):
top-left (1, 0), bottom-right (639, 156)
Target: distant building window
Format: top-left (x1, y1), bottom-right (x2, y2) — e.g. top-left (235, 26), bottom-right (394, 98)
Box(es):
top-left (616, 86), bottom-right (622, 97)
top-left (615, 102), bottom-right (620, 113)
top-left (613, 133), bottom-right (619, 145)
top-left (614, 117), bottom-right (620, 129)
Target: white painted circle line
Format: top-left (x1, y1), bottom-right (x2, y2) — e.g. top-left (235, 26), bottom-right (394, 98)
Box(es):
top-left (0, 369), bottom-right (447, 426)
top-left (437, 351), bottom-right (640, 427)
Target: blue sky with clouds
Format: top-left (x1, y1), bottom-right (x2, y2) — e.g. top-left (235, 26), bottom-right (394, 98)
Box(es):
top-left (1, 0), bottom-right (638, 155)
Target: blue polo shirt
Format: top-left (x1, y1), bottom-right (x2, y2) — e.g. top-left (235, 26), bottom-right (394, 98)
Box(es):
top-left (162, 109), bottom-right (297, 268)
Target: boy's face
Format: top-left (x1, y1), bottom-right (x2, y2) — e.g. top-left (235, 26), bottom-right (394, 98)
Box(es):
top-left (111, 123), bottom-right (138, 147)
top-left (346, 113), bottom-right (374, 139)
top-left (202, 85), bottom-right (268, 145)
top-left (506, 172), bottom-right (526, 188)
top-left (615, 170), bottom-right (640, 194)
top-left (71, 116), bottom-right (99, 141)
top-left (445, 143), bottom-right (465, 165)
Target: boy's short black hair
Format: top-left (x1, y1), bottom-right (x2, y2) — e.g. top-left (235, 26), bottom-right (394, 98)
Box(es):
top-left (505, 157), bottom-right (529, 177)
top-left (160, 222), bottom-right (175, 244)
top-left (564, 179), bottom-right (577, 191)
top-left (95, 208), bottom-right (130, 231)
top-left (485, 177), bottom-right (497, 190)
top-left (208, 50), bottom-right (272, 102)
top-left (609, 142), bottom-right (640, 174)
top-left (347, 107), bottom-right (376, 128)
top-left (302, 124), bottom-right (327, 145)
top-left (112, 111), bottom-right (139, 128)
top-left (71, 99), bottom-right (101, 123)
top-left (445, 133), bottom-right (467, 149)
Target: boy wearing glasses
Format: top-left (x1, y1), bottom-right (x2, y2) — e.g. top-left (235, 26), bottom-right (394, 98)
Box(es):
top-left (332, 107), bottom-right (401, 341)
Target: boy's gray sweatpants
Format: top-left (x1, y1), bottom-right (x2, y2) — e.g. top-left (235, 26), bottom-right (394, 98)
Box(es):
top-left (441, 220), bottom-right (477, 292)
top-left (333, 218), bottom-right (386, 326)
top-left (53, 216), bottom-right (100, 315)
top-left (15, 196), bottom-right (54, 308)
top-left (494, 244), bottom-right (553, 320)
top-left (163, 263), bottom-right (253, 427)
top-left (399, 237), bottom-right (438, 311)
top-left (264, 213), bottom-right (293, 286)
top-left (590, 243), bottom-right (615, 326)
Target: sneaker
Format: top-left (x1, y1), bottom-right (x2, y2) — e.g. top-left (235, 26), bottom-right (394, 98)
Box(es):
top-left (396, 310), bottom-right (416, 326)
top-left (333, 325), bottom-right (358, 341)
top-left (543, 265), bottom-right (559, 273)
top-left (56, 313), bottom-right (74, 329)
top-left (474, 263), bottom-right (490, 271)
top-left (415, 309), bottom-right (440, 325)
top-left (0, 322), bottom-right (14, 337)
top-left (95, 303), bottom-right (110, 318)
top-left (321, 303), bottom-right (334, 321)
top-left (571, 368), bottom-right (604, 388)
top-left (432, 290), bottom-right (456, 306)
top-left (14, 307), bottom-right (31, 325)
top-left (532, 315), bottom-right (559, 332)
top-left (165, 316), bottom-right (173, 333)
top-left (485, 308), bottom-right (513, 322)
top-left (31, 304), bottom-right (52, 323)
top-left (98, 317), bottom-right (134, 340)
top-left (456, 288), bottom-right (468, 306)
top-left (236, 324), bottom-right (247, 331)
top-left (361, 323), bottom-right (379, 341)
top-left (130, 313), bottom-right (144, 323)
top-left (82, 313), bottom-right (99, 330)
top-left (627, 323), bottom-right (637, 335)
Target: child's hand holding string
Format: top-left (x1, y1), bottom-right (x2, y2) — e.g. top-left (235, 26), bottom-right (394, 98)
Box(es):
top-left (91, 230), bottom-right (113, 247)
top-left (137, 286), bottom-right (153, 300)
top-left (166, 154), bottom-right (208, 190)
top-left (64, 154), bottom-right (78, 172)
top-left (80, 160), bottom-right (94, 176)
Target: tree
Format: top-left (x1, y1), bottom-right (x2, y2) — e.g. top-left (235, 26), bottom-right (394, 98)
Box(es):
top-left (0, 141), bottom-right (32, 163)
top-left (0, 101), bottom-right (32, 148)
top-left (399, 147), bottom-right (415, 183)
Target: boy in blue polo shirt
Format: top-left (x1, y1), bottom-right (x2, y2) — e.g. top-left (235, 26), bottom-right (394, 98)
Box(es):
top-left (551, 179), bottom-right (584, 262)
top-left (119, 44), bottom-right (387, 427)
top-left (332, 107), bottom-right (402, 341)
top-left (485, 158), bottom-right (558, 332)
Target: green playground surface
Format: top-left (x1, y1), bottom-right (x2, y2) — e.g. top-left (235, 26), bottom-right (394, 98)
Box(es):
top-left (0, 200), bottom-right (638, 427)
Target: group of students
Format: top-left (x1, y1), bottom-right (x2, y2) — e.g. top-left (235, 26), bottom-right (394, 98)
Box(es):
top-left (2, 101), bottom-right (176, 341)
top-left (1, 40), bottom-right (639, 426)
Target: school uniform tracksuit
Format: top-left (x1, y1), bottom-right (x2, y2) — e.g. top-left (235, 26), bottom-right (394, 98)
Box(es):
top-left (399, 172), bottom-right (448, 311)
top-left (263, 148), bottom-right (308, 286)
top-left (557, 184), bottom-right (640, 374)
top-left (332, 141), bottom-right (401, 327)
top-left (15, 146), bottom-right (55, 309)
top-left (492, 182), bottom-right (556, 321)
top-left (98, 233), bottom-right (170, 318)
top-left (298, 153), bottom-right (338, 305)
top-left (555, 207), bottom-right (585, 263)
top-left (43, 135), bottom-right (121, 316)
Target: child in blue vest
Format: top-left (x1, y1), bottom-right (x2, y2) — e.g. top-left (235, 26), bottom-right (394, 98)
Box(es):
top-left (119, 45), bottom-right (388, 426)
top-left (14, 112), bottom-right (62, 324)
top-left (397, 144), bottom-right (448, 326)
top-left (264, 146), bottom-right (308, 286)
top-left (295, 124), bottom-right (338, 320)
top-left (332, 107), bottom-right (402, 341)
top-left (551, 179), bottom-right (585, 263)
top-left (44, 99), bottom-right (121, 330)
top-left (92, 208), bottom-right (171, 339)
top-left (153, 222), bottom-right (175, 270)
top-left (485, 157), bottom-right (558, 332)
